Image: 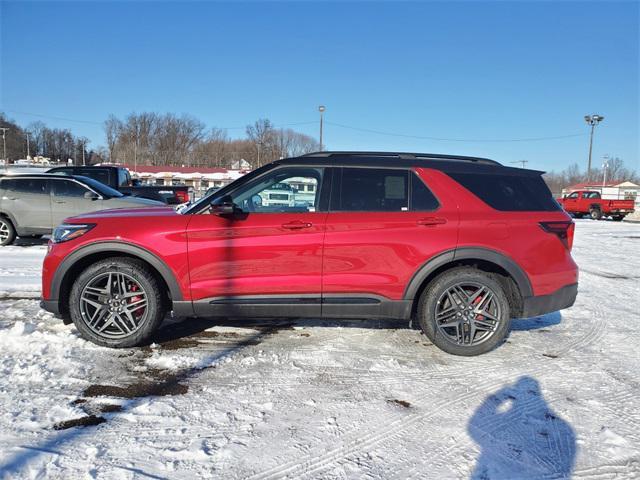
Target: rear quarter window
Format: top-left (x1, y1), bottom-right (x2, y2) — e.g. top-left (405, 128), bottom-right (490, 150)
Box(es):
top-left (448, 172), bottom-right (560, 211)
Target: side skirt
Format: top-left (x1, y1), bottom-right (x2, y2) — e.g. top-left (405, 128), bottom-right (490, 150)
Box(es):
top-left (190, 294), bottom-right (411, 320)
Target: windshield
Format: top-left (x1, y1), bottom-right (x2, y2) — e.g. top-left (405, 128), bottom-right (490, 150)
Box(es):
top-left (74, 175), bottom-right (124, 198)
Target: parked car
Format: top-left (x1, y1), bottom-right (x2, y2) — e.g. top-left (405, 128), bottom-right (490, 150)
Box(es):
top-left (204, 186), bottom-right (221, 197)
top-left (40, 151), bottom-right (578, 356)
top-left (47, 166), bottom-right (192, 205)
top-left (557, 190), bottom-right (635, 220)
top-left (0, 174), bottom-right (164, 246)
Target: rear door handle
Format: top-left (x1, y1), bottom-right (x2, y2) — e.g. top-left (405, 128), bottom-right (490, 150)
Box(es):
top-left (417, 217), bottom-right (447, 226)
top-left (282, 221), bottom-right (313, 230)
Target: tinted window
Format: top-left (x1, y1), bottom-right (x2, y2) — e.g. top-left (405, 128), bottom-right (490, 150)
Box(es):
top-left (75, 168), bottom-right (111, 186)
top-left (333, 168), bottom-right (408, 212)
top-left (585, 191), bottom-right (601, 199)
top-left (411, 173), bottom-right (439, 211)
top-left (567, 192), bottom-right (579, 199)
top-left (449, 172), bottom-right (561, 211)
top-left (118, 169), bottom-right (130, 187)
top-left (1, 178), bottom-right (48, 195)
top-left (74, 176), bottom-right (123, 198)
top-left (52, 179), bottom-right (89, 198)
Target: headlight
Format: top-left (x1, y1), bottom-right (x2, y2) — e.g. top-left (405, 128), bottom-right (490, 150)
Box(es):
top-left (52, 224), bottom-right (96, 243)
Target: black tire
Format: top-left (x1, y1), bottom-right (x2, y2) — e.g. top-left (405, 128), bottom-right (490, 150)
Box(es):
top-left (590, 209), bottom-right (602, 220)
top-left (612, 216), bottom-right (624, 222)
top-left (69, 257), bottom-right (166, 348)
top-left (0, 216), bottom-right (16, 246)
top-left (416, 267), bottom-right (512, 356)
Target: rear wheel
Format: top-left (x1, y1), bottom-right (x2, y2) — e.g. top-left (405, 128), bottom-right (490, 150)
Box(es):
top-left (416, 267), bottom-right (511, 356)
top-left (590, 208), bottom-right (602, 220)
top-left (69, 257), bottom-right (166, 347)
top-left (611, 215), bottom-right (624, 222)
top-left (0, 217), bottom-right (16, 246)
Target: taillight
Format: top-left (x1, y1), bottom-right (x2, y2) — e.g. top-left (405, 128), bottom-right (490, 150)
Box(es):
top-left (539, 221), bottom-right (574, 251)
top-left (176, 191), bottom-right (189, 203)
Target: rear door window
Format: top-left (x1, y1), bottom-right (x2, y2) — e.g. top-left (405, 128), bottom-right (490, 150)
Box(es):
top-left (331, 168), bottom-right (409, 212)
top-left (448, 172), bottom-right (561, 211)
top-left (411, 172), bottom-right (439, 211)
top-left (2, 178), bottom-right (49, 195)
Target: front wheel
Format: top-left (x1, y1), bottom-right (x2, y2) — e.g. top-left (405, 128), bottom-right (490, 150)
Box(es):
top-left (590, 209), bottom-right (602, 220)
top-left (0, 217), bottom-right (16, 246)
top-left (416, 267), bottom-right (511, 356)
top-left (69, 257), bottom-right (166, 347)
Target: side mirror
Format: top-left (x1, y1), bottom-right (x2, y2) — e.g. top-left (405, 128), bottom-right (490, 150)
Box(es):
top-left (210, 195), bottom-right (238, 216)
top-left (84, 191), bottom-right (100, 201)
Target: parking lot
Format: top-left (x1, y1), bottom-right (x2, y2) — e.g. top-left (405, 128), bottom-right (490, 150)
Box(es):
top-left (1, 219), bottom-right (639, 479)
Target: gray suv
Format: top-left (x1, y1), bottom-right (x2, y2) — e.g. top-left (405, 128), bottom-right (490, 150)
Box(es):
top-left (0, 174), bottom-right (164, 246)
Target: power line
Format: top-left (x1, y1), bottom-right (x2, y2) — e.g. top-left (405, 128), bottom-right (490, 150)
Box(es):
top-left (325, 121), bottom-right (587, 143)
top-left (4, 109), bottom-right (589, 143)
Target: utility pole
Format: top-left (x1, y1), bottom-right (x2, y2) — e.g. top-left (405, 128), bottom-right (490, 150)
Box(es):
top-left (584, 114), bottom-right (604, 180)
top-left (0, 127), bottom-right (8, 169)
top-left (25, 132), bottom-right (31, 160)
top-left (318, 105), bottom-right (326, 151)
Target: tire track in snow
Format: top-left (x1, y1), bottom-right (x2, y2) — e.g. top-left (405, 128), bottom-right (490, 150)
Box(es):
top-left (247, 300), bottom-right (616, 480)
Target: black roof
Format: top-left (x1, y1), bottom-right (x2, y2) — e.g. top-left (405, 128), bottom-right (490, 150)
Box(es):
top-left (275, 151), bottom-right (542, 176)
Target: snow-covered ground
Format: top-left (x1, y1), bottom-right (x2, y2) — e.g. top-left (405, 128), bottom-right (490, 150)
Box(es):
top-left (0, 220), bottom-right (639, 479)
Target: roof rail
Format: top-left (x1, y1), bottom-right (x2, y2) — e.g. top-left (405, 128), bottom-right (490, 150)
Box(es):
top-left (301, 151), bottom-right (501, 165)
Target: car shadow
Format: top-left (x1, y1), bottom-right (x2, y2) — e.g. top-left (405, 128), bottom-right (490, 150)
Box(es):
top-left (12, 236), bottom-right (49, 247)
top-left (511, 311), bottom-right (562, 331)
top-left (150, 311), bottom-right (561, 347)
top-left (468, 376), bottom-right (576, 480)
top-left (150, 315), bottom-right (412, 345)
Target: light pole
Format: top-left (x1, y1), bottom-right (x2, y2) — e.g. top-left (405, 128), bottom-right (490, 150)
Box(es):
top-left (318, 105), bottom-right (326, 151)
top-left (0, 127), bottom-right (8, 169)
top-left (602, 154), bottom-right (610, 187)
top-left (25, 131), bottom-right (31, 160)
top-left (584, 114), bottom-right (604, 179)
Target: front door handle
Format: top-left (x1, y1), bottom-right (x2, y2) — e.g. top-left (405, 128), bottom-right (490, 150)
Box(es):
top-left (282, 221), bottom-right (313, 230)
top-left (417, 217), bottom-right (447, 226)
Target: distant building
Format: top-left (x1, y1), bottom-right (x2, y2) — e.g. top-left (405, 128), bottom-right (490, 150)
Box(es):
top-left (117, 164), bottom-right (250, 195)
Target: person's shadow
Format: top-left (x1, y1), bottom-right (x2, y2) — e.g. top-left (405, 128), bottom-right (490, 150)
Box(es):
top-left (468, 376), bottom-right (576, 480)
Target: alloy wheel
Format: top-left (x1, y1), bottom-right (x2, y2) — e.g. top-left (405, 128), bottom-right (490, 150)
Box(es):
top-left (79, 271), bottom-right (149, 339)
top-left (0, 221), bottom-right (10, 244)
top-left (435, 281), bottom-right (502, 347)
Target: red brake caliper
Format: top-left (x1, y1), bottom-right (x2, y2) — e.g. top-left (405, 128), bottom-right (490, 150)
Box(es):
top-left (129, 283), bottom-right (144, 319)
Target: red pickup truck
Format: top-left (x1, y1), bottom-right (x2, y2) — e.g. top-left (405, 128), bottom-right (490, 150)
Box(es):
top-left (558, 190), bottom-right (635, 220)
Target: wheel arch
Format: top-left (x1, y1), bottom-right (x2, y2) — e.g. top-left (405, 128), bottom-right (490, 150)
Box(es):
top-left (52, 242), bottom-right (184, 319)
top-left (404, 247), bottom-right (532, 319)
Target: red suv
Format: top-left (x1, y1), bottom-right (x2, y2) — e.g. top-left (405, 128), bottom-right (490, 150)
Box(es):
top-left (41, 152), bottom-right (578, 355)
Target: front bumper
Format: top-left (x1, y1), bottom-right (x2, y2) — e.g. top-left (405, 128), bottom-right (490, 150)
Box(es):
top-left (521, 283), bottom-right (578, 318)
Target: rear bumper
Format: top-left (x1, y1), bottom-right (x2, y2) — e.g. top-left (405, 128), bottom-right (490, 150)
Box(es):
top-left (521, 283), bottom-right (578, 318)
